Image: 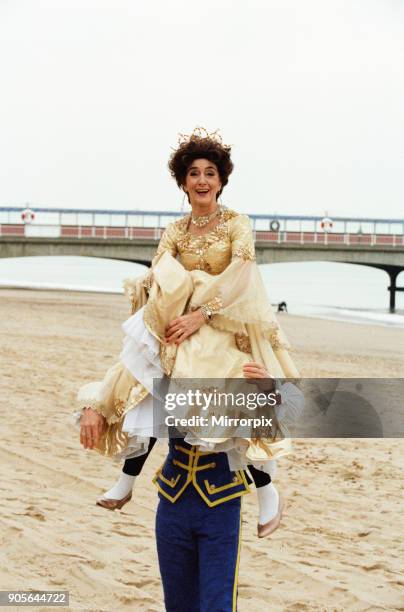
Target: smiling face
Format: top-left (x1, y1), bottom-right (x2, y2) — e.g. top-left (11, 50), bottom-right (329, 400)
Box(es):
top-left (183, 158), bottom-right (222, 210)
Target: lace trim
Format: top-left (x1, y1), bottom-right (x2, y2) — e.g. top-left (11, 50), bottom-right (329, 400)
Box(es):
top-left (160, 343), bottom-right (177, 376)
top-left (269, 331), bottom-right (291, 351)
top-left (209, 313), bottom-right (291, 351)
top-left (209, 310), bottom-right (278, 335)
top-left (123, 278), bottom-right (139, 314)
top-left (77, 378), bottom-right (149, 426)
top-left (142, 272), bottom-right (153, 294)
top-left (123, 276), bottom-right (149, 314)
top-left (98, 421), bottom-right (130, 457)
top-left (111, 399), bottom-right (126, 421)
top-left (126, 383), bottom-right (149, 410)
top-left (204, 296), bottom-right (223, 313)
top-left (235, 332), bottom-right (252, 354)
top-left (80, 383), bottom-right (150, 457)
top-left (143, 296), bottom-right (163, 341)
top-left (232, 245), bottom-right (256, 261)
top-left (189, 296), bottom-right (224, 318)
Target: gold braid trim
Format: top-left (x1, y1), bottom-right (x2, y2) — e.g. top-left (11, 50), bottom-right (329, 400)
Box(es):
top-left (79, 377), bottom-right (150, 458)
top-left (95, 419), bottom-right (130, 457)
top-left (270, 330), bottom-right (291, 351)
top-left (92, 383), bottom-right (149, 457)
top-left (190, 296), bottom-right (223, 316)
top-left (122, 278), bottom-right (139, 315)
top-left (104, 382), bottom-right (149, 425)
top-left (232, 245), bottom-right (256, 261)
top-left (160, 343), bottom-right (177, 376)
top-left (235, 332), bottom-right (252, 354)
top-left (204, 296), bottom-right (223, 313)
top-left (233, 331), bottom-right (290, 354)
top-left (123, 274), bottom-right (150, 315)
top-left (142, 271), bottom-right (153, 294)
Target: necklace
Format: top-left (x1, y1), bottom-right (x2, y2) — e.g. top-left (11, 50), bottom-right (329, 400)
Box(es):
top-left (190, 205), bottom-right (221, 227)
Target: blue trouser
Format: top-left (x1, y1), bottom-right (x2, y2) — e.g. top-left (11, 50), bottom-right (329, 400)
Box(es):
top-left (156, 484), bottom-right (241, 612)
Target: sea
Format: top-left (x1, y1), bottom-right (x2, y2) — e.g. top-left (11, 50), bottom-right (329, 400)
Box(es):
top-left (1, 256), bottom-right (404, 328)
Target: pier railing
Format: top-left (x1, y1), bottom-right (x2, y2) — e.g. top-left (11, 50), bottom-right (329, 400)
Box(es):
top-left (1, 206), bottom-right (403, 246)
top-left (1, 223), bottom-right (403, 247)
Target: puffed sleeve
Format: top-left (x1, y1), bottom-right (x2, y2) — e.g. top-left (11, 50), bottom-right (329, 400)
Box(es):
top-left (74, 360), bottom-right (149, 457)
top-left (229, 214), bottom-right (256, 262)
top-left (122, 275), bottom-right (150, 315)
top-left (153, 222), bottom-right (179, 262)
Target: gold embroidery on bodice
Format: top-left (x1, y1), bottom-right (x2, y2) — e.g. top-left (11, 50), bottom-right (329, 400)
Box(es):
top-left (154, 206), bottom-right (256, 273)
top-left (172, 207), bottom-right (239, 275)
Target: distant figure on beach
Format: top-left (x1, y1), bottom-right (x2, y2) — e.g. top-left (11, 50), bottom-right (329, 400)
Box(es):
top-left (277, 301), bottom-right (288, 313)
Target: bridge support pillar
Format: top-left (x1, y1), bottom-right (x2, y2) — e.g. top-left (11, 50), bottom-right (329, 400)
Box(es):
top-left (350, 263), bottom-right (404, 315)
top-left (388, 270), bottom-right (397, 312)
top-left (387, 268), bottom-right (404, 313)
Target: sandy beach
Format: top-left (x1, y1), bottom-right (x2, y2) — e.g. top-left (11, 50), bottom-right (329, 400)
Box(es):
top-left (0, 288), bottom-right (403, 612)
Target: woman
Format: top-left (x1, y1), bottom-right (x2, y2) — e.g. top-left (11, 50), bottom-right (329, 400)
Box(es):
top-left (78, 128), bottom-right (302, 610)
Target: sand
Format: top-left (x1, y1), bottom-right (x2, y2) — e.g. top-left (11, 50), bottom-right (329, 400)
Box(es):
top-left (0, 288), bottom-right (403, 611)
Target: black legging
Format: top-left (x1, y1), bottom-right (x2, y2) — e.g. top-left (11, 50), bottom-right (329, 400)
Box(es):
top-left (122, 437), bottom-right (271, 488)
top-left (122, 437), bottom-right (157, 476)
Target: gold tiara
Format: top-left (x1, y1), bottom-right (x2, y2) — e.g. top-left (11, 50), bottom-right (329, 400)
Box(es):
top-left (175, 126), bottom-right (230, 149)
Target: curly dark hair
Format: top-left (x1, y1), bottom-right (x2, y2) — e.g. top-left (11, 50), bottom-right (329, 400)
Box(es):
top-left (168, 136), bottom-right (234, 200)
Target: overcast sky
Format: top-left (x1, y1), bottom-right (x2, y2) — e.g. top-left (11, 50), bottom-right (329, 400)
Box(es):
top-left (1, 0), bottom-right (403, 219)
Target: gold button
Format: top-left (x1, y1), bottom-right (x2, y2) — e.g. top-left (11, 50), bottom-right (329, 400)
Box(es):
top-left (171, 478), bottom-right (175, 484)
top-left (233, 476), bottom-right (238, 482)
top-left (210, 484), bottom-right (216, 490)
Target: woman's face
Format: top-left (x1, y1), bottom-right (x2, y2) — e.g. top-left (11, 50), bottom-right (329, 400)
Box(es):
top-left (183, 158), bottom-right (222, 208)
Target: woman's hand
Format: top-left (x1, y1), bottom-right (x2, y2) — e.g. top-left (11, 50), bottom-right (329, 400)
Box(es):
top-left (80, 407), bottom-right (106, 449)
top-left (165, 310), bottom-right (205, 345)
top-left (243, 362), bottom-right (276, 392)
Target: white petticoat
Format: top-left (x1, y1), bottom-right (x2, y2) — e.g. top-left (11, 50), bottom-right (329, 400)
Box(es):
top-left (114, 306), bottom-right (167, 461)
top-left (120, 305), bottom-right (163, 392)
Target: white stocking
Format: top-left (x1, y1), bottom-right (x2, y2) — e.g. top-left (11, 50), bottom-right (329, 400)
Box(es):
top-left (103, 473), bottom-right (136, 500)
top-left (257, 482), bottom-right (279, 525)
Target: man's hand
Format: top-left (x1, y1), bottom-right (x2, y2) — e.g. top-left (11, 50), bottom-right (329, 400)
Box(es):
top-left (80, 407), bottom-right (106, 449)
top-left (243, 362), bottom-right (276, 392)
top-left (165, 310), bottom-right (205, 345)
